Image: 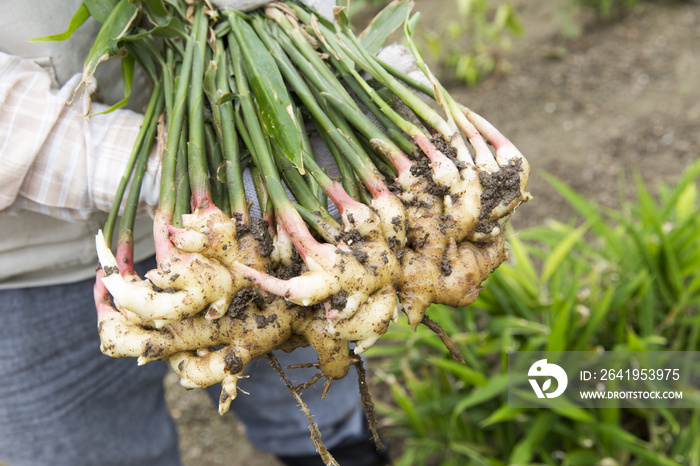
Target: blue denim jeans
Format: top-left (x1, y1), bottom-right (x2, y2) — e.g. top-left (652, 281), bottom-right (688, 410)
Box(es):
top-left (0, 257), bottom-right (364, 465)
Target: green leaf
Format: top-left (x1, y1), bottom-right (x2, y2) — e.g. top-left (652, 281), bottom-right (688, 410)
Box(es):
top-left (389, 378), bottom-right (425, 436)
top-left (139, 0), bottom-right (169, 18)
top-left (163, 0), bottom-right (187, 20)
top-left (508, 412), bottom-right (553, 465)
top-left (660, 158), bottom-right (700, 220)
top-left (543, 172), bottom-right (623, 255)
top-left (623, 218), bottom-right (675, 306)
top-left (572, 271), bottom-right (647, 351)
top-left (633, 171), bottom-right (662, 230)
top-left (502, 4), bottom-right (524, 36)
top-left (508, 390), bottom-right (593, 422)
top-left (487, 316), bottom-right (550, 336)
top-left (128, 0), bottom-right (187, 39)
top-left (541, 220), bottom-right (590, 283)
top-left (552, 405), bottom-right (594, 423)
top-left (429, 357), bottom-right (488, 386)
top-left (451, 374), bottom-right (509, 419)
top-left (546, 299), bottom-right (574, 352)
top-left (126, 38), bottom-right (160, 81)
top-left (485, 270), bottom-right (538, 321)
top-left (479, 404), bottom-right (525, 427)
top-left (506, 232), bottom-right (539, 294)
top-left (123, 16), bottom-right (187, 40)
top-left (564, 451), bottom-right (604, 465)
top-left (80, 0), bottom-right (138, 91)
top-left (84, 0), bottom-right (118, 24)
top-left (448, 442), bottom-right (492, 465)
top-left (626, 327), bottom-right (647, 351)
top-left (593, 424), bottom-right (680, 466)
top-left (30, 3), bottom-right (90, 42)
top-left (228, 12), bottom-right (307, 172)
top-left (334, 4), bottom-right (352, 33)
top-left (359, 0), bottom-right (414, 54)
top-left (90, 52), bottom-right (133, 115)
top-left (659, 230), bottom-right (684, 298)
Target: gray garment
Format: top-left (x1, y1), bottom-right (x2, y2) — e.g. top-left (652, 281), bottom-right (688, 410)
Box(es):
top-left (0, 257), bottom-right (366, 464)
top-left (227, 350), bottom-right (363, 456)
top-left (0, 0), bottom-right (155, 289)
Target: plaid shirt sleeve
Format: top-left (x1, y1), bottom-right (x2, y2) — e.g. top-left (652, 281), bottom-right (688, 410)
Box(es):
top-left (0, 51), bottom-right (160, 221)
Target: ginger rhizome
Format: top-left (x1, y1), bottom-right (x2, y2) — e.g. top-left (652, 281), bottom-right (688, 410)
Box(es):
top-left (85, 1), bottom-right (530, 463)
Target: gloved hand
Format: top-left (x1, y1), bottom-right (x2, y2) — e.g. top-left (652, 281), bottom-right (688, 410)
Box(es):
top-left (138, 144), bottom-right (162, 216)
top-left (210, 0), bottom-right (335, 20)
top-left (377, 43), bottom-right (431, 92)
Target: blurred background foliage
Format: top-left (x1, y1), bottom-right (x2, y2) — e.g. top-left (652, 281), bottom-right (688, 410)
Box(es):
top-left (345, 0), bottom-right (672, 84)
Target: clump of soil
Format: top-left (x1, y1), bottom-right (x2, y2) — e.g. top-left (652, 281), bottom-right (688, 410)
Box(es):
top-left (330, 290), bottom-right (349, 310)
top-left (271, 247), bottom-right (304, 280)
top-left (431, 134), bottom-right (467, 170)
top-left (227, 288), bottom-right (259, 319)
top-left (237, 219), bottom-right (275, 258)
top-left (478, 158), bottom-right (524, 222)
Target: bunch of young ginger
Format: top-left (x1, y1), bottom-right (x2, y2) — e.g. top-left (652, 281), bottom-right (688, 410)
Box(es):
top-left (86, 0), bottom-right (530, 423)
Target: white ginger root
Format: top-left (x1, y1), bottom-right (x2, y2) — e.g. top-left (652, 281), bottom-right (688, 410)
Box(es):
top-left (100, 288), bottom-right (295, 362)
top-left (168, 202), bottom-right (275, 272)
top-left (97, 309), bottom-right (157, 359)
top-left (330, 199), bottom-right (402, 320)
top-left (169, 348), bottom-right (248, 414)
top-left (167, 297), bottom-right (296, 414)
top-left (96, 229), bottom-right (235, 327)
top-left (328, 285), bottom-right (399, 354)
top-left (397, 181), bottom-right (448, 328)
top-left (94, 269), bottom-right (153, 357)
top-left (271, 219), bottom-right (294, 266)
top-left (461, 106), bottom-right (532, 223)
top-left (401, 234), bottom-right (508, 329)
top-left (440, 106), bottom-right (531, 242)
top-left (292, 312), bottom-right (354, 381)
top-left (236, 257), bottom-right (341, 307)
top-left (169, 203), bottom-right (238, 263)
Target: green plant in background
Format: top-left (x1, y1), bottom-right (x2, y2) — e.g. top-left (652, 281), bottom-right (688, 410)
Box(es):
top-left (421, 0), bottom-right (522, 85)
top-left (344, 0), bottom-right (522, 85)
top-left (343, 0), bottom-right (392, 18)
top-left (576, 0), bottom-right (639, 20)
top-left (367, 159), bottom-right (700, 465)
top-left (556, 0), bottom-right (640, 38)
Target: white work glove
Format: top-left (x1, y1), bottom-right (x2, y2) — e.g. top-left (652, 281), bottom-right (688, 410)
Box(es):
top-left (138, 146), bottom-right (162, 215)
top-left (211, 0), bottom-right (335, 20)
top-left (376, 43), bottom-right (431, 92)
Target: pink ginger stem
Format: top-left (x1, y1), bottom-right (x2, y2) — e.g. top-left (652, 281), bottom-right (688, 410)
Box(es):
top-left (153, 208), bottom-right (177, 264)
top-left (94, 270), bottom-right (117, 324)
top-left (412, 132), bottom-right (465, 169)
top-left (274, 203), bottom-right (335, 266)
top-left (323, 181), bottom-right (366, 216)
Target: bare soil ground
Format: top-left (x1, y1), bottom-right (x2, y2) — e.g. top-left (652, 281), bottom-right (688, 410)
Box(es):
top-left (165, 1), bottom-right (700, 464)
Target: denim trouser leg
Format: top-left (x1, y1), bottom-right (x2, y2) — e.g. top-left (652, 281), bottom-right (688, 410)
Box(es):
top-left (0, 258), bottom-right (180, 466)
top-left (228, 348), bottom-right (365, 457)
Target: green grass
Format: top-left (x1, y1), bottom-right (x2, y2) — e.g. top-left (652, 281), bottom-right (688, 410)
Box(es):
top-left (344, 0), bottom-right (522, 86)
top-left (367, 159), bottom-right (700, 465)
